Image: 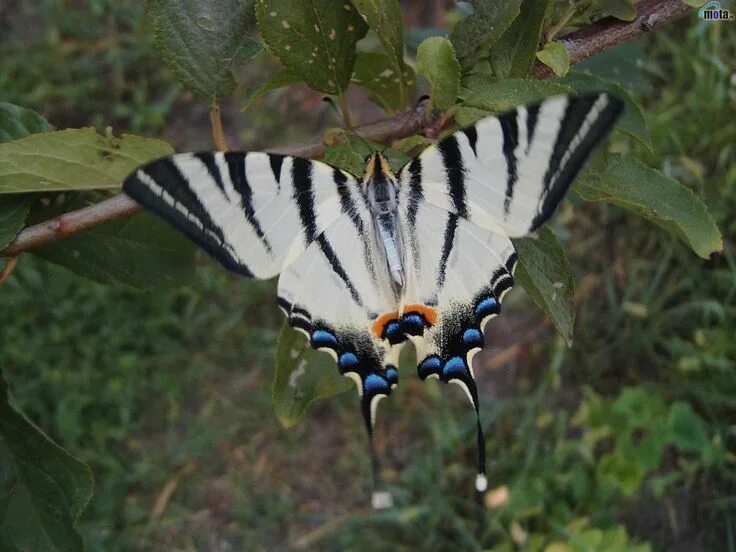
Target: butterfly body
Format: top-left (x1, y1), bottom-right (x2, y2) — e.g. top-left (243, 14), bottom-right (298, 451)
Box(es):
top-left (123, 93), bottom-right (624, 500)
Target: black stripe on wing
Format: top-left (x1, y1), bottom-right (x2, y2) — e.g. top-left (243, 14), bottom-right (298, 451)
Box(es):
top-left (292, 157), bottom-right (319, 244)
top-left (224, 153), bottom-right (274, 255)
top-left (531, 93), bottom-right (624, 231)
top-left (123, 156), bottom-right (254, 277)
top-left (499, 112), bottom-right (519, 216)
top-left (438, 135), bottom-right (468, 219)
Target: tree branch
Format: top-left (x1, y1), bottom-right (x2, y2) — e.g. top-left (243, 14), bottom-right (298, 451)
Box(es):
top-left (531, 0), bottom-right (690, 79)
top-left (0, 0), bottom-right (692, 258)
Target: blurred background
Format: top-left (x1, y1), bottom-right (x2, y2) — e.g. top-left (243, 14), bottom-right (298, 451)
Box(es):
top-left (0, 1), bottom-right (734, 550)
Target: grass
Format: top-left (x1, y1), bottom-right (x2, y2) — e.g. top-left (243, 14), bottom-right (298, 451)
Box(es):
top-left (1, 4), bottom-right (735, 551)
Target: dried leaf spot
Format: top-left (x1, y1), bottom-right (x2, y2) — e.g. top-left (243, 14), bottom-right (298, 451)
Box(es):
top-left (344, 3), bottom-right (352, 9)
top-left (314, 24), bottom-right (320, 32)
top-left (329, 28), bottom-right (336, 40)
top-left (348, 25), bottom-right (354, 31)
top-left (281, 20), bottom-right (290, 29)
top-left (269, 11), bottom-right (277, 16)
top-left (380, 69), bottom-right (394, 78)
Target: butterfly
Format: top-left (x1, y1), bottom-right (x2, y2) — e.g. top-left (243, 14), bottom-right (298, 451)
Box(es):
top-left (123, 93), bottom-right (623, 506)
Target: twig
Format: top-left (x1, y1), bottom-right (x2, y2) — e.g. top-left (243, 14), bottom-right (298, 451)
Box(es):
top-left (209, 103), bottom-right (230, 151)
top-left (0, 0), bottom-right (692, 258)
top-left (532, 0), bottom-right (691, 79)
top-left (0, 256), bottom-right (19, 284)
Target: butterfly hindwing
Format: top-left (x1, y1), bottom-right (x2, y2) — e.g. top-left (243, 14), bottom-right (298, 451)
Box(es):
top-left (276, 184), bottom-right (403, 436)
top-left (398, 93), bottom-right (624, 238)
top-left (123, 152), bottom-right (348, 279)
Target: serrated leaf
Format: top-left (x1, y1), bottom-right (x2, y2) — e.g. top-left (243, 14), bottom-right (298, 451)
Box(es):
top-left (0, 196), bottom-right (31, 251)
top-left (449, 0), bottom-right (523, 70)
top-left (241, 68), bottom-right (302, 111)
top-left (30, 198), bottom-right (196, 288)
top-left (145, 0), bottom-right (261, 101)
top-left (536, 42), bottom-right (570, 77)
top-left (457, 77), bottom-right (573, 125)
top-left (558, 72), bottom-right (652, 149)
top-left (0, 103), bottom-right (52, 142)
top-left (273, 322), bottom-right (351, 428)
top-left (351, 0), bottom-right (407, 107)
top-left (324, 131), bottom-right (410, 175)
top-left (575, 158), bottom-right (723, 259)
top-left (514, 228), bottom-right (575, 345)
top-left (490, 0), bottom-right (550, 78)
top-left (416, 37), bottom-right (461, 111)
top-left (352, 52), bottom-right (416, 113)
top-left (255, 0), bottom-right (368, 96)
top-left (0, 128), bottom-right (173, 193)
top-left (0, 373), bottom-right (93, 551)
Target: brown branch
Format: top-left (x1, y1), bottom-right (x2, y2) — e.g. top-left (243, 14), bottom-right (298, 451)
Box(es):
top-left (209, 103), bottom-right (230, 151)
top-left (531, 0), bottom-right (690, 79)
top-left (0, 0), bottom-right (692, 258)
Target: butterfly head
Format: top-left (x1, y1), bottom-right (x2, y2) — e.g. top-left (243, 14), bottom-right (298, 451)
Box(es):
top-left (364, 152), bottom-right (399, 216)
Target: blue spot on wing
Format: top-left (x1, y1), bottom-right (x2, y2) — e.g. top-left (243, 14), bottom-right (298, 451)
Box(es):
top-left (311, 329), bottom-right (338, 349)
top-left (364, 374), bottom-right (389, 395)
top-left (475, 297), bottom-right (499, 319)
top-left (443, 356), bottom-right (468, 380)
top-left (418, 356), bottom-right (442, 380)
top-left (339, 352), bottom-right (358, 370)
top-left (385, 367), bottom-right (399, 386)
top-left (463, 328), bottom-right (483, 347)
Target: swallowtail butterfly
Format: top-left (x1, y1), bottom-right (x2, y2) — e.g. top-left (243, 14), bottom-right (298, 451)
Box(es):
top-left (124, 93), bottom-right (623, 506)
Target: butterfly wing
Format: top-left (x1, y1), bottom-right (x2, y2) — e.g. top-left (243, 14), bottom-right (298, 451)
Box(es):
top-left (277, 180), bottom-right (403, 437)
top-left (398, 199), bottom-right (517, 492)
top-left (396, 93), bottom-right (622, 491)
top-left (123, 152), bottom-right (350, 279)
top-left (398, 93), bottom-right (624, 237)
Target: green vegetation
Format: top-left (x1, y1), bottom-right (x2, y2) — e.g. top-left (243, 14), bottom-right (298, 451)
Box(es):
top-left (0, 1), bottom-right (734, 550)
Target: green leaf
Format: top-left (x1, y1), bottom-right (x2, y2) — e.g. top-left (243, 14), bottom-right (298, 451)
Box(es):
top-left (558, 72), bottom-right (651, 149)
top-left (574, 42), bottom-right (653, 95)
top-left (255, 0), bottom-right (368, 96)
top-left (514, 227), bottom-right (575, 345)
top-left (595, 0), bottom-right (637, 21)
top-left (0, 196), bottom-right (30, 251)
top-left (536, 42), bottom-right (570, 77)
top-left (145, 0), bottom-right (261, 101)
top-left (273, 322), bottom-right (352, 428)
top-left (416, 37), bottom-right (461, 111)
top-left (575, 158), bottom-right (723, 259)
top-left (30, 200), bottom-right (197, 288)
top-left (456, 77), bottom-right (572, 125)
top-left (0, 373), bottom-right (93, 551)
top-left (489, 0), bottom-right (550, 78)
top-left (0, 103), bottom-right (52, 143)
top-left (0, 128), bottom-right (173, 194)
top-left (324, 131), bottom-right (410, 175)
top-left (351, 0), bottom-right (407, 106)
top-left (241, 68), bottom-right (302, 111)
top-left (668, 402), bottom-right (709, 452)
top-left (352, 52), bottom-right (416, 113)
top-left (449, 0), bottom-right (523, 69)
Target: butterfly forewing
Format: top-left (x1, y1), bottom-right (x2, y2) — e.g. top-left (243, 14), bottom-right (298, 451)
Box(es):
top-left (398, 93), bottom-right (624, 237)
top-left (123, 152), bottom-right (347, 279)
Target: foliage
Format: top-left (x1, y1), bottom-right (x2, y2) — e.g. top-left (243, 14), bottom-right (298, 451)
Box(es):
top-left (1, 1), bottom-right (734, 550)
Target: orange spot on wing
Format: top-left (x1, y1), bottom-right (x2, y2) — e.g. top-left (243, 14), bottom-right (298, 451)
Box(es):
top-left (403, 304), bottom-right (438, 325)
top-left (372, 311), bottom-right (399, 338)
